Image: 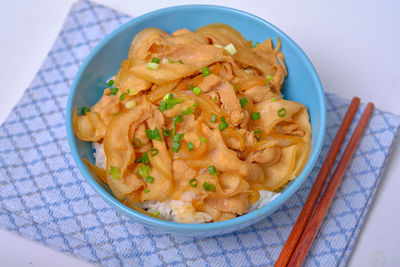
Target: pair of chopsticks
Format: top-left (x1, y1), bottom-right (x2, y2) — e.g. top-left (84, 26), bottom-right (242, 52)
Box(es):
top-left (275, 97), bottom-right (374, 267)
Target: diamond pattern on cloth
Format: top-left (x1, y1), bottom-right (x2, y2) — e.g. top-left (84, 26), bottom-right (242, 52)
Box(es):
top-left (0, 1), bottom-right (399, 266)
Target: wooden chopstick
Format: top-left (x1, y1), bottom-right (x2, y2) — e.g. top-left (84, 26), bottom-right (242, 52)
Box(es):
top-left (287, 102), bottom-right (375, 267)
top-left (275, 97), bottom-right (360, 267)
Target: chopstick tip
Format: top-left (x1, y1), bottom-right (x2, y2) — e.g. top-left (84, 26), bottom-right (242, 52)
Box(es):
top-left (350, 97), bottom-right (361, 106)
top-left (366, 102), bottom-right (375, 110)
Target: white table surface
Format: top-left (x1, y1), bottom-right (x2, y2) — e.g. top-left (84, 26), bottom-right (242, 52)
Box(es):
top-left (1, 0), bottom-right (399, 266)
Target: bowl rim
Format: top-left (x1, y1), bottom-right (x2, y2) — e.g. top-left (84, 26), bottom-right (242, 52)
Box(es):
top-left (66, 4), bottom-right (326, 233)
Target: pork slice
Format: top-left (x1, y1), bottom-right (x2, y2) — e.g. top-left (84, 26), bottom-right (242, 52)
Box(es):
top-left (142, 116), bottom-right (173, 201)
top-left (164, 44), bottom-right (225, 67)
top-left (245, 147), bottom-right (281, 166)
top-left (214, 212), bottom-right (236, 222)
top-left (237, 129), bottom-right (257, 147)
top-left (91, 94), bottom-right (120, 126)
top-left (218, 63), bottom-right (234, 81)
top-left (117, 70), bottom-right (152, 93)
top-left (205, 193), bottom-right (249, 215)
top-left (217, 81), bottom-right (244, 125)
top-left (172, 28), bottom-right (191, 36)
top-left (244, 85), bottom-right (268, 103)
top-left (197, 74), bottom-right (222, 93)
top-left (223, 135), bottom-right (242, 151)
top-left (280, 123), bottom-right (305, 137)
top-left (172, 159), bottom-right (197, 193)
top-left (198, 74), bottom-right (244, 125)
top-left (132, 123), bottom-right (150, 153)
top-left (189, 125), bottom-right (264, 183)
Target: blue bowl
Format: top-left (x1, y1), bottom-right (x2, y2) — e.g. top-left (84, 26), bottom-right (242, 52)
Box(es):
top-left (66, 5), bottom-right (326, 236)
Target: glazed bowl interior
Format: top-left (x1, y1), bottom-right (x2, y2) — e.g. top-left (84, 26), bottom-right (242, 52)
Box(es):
top-left (66, 5), bottom-right (326, 236)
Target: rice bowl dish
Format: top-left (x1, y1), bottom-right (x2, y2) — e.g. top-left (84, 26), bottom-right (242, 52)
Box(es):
top-left (73, 23), bottom-right (311, 223)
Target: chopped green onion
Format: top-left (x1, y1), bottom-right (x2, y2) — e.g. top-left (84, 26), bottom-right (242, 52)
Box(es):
top-left (189, 84), bottom-right (194, 91)
top-left (151, 57), bottom-right (160, 64)
top-left (81, 107), bottom-right (91, 115)
top-left (150, 148), bottom-right (159, 157)
top-left (127, 88), bottom-right (137, 95)
top-left (174, 134), bottom-right (184, 142)
top-left (233, 85), bottom-right (238, 92)
top-left (168, 59), bottom-right (174, 63)
top-left (159, 101), bottom-right (167, 112)
top-left (271, 97), bottom-right (277, 102)
top-left (145, 128), bottom-right (162, 141)
top-left (142, 152), bottom-right (150, 164)
top-left (278, 107), bottom-right (287, 117)
top-left (201, 66), bottom-right (210, 77)
top-left (193, 102), bottom-right (199, 108)
top-left (173, 133), bottom-right (184, 142)
top-left (182, 107), bottom-right (194, 115)
top-left (254, 130), bottom-right (262, 141)
top-left (125, 100), bottom-right (136, 109)
top-left (108, 166), bottom-right (121, 179)
top-left (172, 141), bottom-right (181, 152)
top-left (210, 114), bottom-right (216, 122)
top-left (178, 60), bottom-right (184, 64)
top-left (132, 138), bottom-right (141, 147)
top-left (149, 210), bottom-right (160, 216)
top-left (240, 97), bottom-right (248, 108)
top-left (146, 62), bottom-right (159, 70)
top-left (251, 112), bottom-right (261, 120)
top-left (189, 178), bottom-right (198, 188)
top-left (213, 44), bottom-right (223, 48)
top-left (218, 117), bottom-right (229, 131)
top-left (145, 129), bottom-right (153, 140)
top-left (172, 119), bottom-right (178, 138)
top-left (224, 43), bottom-right (237, 55)
top-left (200, 136), bottom-right (207, 143)
top-left (146, 176), bottom-right (155, 183)
top-left (187, 142), bottom-right (194, 151)
top-left (144, 189), bottom-right (150, 193)
top-left (110, 87), bottom-right (118, 95)
top-left (138, 165), bottom-right (151, 178)
top-left (163, 129), bottom-right (171, 137)
top-left (135, 152), bottom-right (149, 164)
top-left (175, 114), bottom-right (184, 123)
top-left (163, 93), bottom-right (172, 101)
top-left (152, 128), bottom-right (162, 141)
top-left (202, 182), bottom-right (216, 192)
top-left (213, 96), bottom-right (217, 102)
top-left (208, 166), bottom-right (217, 175)
top-left (113, 113), bottom-right (118, 116)
top-left (159, 94), bottom-right (184, 112)
top-left (192, 87), bottom-right (203, 96)
top-left (120, 93), bottom-right (127, 101)
top-left (107, 79), bottom-right (114, 86)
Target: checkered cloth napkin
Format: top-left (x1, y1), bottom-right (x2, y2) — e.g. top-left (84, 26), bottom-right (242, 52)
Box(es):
top-left (0, 1), bottom-right (399, 266)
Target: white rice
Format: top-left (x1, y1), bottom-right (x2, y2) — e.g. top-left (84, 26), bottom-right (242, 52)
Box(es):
top-left (92, 142), bottom-right (106, 170)
top-left (93, 142), bottom-right (280, 223)
top-left (249, 190), bottom-right (280, 212)
top-left (140, 200), bottom-right (173, 221)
